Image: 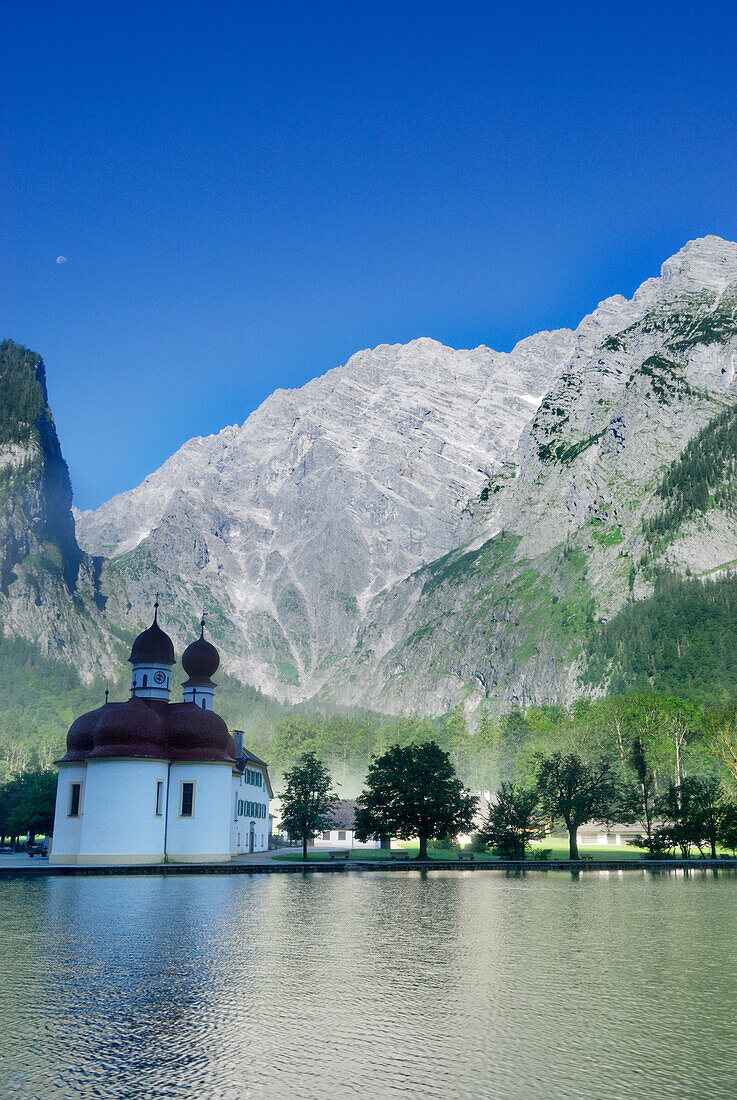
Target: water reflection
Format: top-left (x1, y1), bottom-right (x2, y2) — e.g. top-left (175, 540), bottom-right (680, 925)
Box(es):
top-left (1, 870), bottom-right (737, 1098)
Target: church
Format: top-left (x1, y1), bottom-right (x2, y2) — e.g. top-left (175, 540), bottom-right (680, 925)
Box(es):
top-left (50, 606), bottom-right (272, 865)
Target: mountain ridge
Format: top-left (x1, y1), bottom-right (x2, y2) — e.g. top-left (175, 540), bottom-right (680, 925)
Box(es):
top-left (7, 235), bottom-right (737, 723)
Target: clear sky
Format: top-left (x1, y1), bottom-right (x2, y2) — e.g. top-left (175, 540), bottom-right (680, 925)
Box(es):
top-left (4, 0), bottom-right (737, 508)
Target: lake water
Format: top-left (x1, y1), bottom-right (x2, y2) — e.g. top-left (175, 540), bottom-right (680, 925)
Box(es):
top-left (1, 869), bottom-right (736, 1099)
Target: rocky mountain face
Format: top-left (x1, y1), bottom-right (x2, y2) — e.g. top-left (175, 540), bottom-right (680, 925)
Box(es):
top-left (325, 236), bottom-right (737, 713)
top-left (75, 334), bottom-right (573, 698)
top-left (10, 235), bottom-right (737, 719)
top-left (0, 341), bottom-right (116, 680)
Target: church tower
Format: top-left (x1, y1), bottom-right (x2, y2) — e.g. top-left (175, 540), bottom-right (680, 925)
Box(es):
top-left (128, 602), bottom-right (176, 700)
top-left (181, 618), bottom-right (220, 710)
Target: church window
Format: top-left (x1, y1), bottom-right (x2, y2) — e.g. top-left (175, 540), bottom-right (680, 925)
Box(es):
top-left (142, 674), bottom-right (148, 687)
top-left (155, 781), bottom-right (164, 816)
top-left (180, 782), bottom-right (195, 817)
top-left (68, 782), bottom-right (82, 817)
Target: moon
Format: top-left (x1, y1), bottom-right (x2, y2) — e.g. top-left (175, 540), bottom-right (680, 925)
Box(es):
top-left (56, 256), bottom-right (67, 264)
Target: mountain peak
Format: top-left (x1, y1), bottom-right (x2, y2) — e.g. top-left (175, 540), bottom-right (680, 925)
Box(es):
top-left (660, 235), bottom-right (737, 292)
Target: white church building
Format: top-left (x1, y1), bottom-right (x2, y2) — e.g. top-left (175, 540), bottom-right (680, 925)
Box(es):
top-left (51, 606), bottom-right (271, 865)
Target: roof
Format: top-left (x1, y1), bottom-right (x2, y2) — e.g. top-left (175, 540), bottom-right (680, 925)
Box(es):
top-left (328, 799), bottom-right (359, 830)
top-left (181, 625), bottom-right (220, 682)
top-left (60, 697), bottom-right (235, 765)
top-left (128, 608), bottom-right (175, 666)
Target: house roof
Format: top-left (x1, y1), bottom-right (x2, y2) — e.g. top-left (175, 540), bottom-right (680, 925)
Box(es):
top-left (329, 799), bottom-right (359, 830)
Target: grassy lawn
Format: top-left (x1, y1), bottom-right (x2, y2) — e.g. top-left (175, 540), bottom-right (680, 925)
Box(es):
top-left (271, 840), bottom-right (652, 863)
top-left (272, 846), bottom-right (497, 862)
top-left (538, 837), bottom-right (649, 860)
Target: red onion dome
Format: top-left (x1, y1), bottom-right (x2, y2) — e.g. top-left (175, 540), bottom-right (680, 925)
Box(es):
top-left (166, 702), bottom-right (235, 763)
top-left (60, 704), bottom-right (108, 762)
top-left (89, 698), bottom-right (168, 759)
top-left (128, 605), bottom-right (175, 666)
top-left (181, 624), bottom-right (219, 683)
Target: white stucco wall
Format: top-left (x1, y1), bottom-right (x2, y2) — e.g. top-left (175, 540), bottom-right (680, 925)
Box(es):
top-left (49, 763), bottom-right (87, 864)
top-left (231, 764), bottom-right (270, 854)
top-left (130, 662), bottom-right (172, 700)
top-left (76, 758), bottom-right (169, 864)
top-left (166, 762), bottom-right (233, 862)
top-left (313, 829), bottom-right (381, 849)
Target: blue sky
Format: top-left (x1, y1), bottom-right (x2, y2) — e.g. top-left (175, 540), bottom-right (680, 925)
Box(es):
top-left (4, 0), bottom-right (737, 508)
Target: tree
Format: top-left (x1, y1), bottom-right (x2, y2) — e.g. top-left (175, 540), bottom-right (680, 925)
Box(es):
top-left (278, 752), bottom-right (338, 860)
top-left (477, 782), bottom-right (546, 860)
top-left (0, 769), bottom-right (57, 844)
top-left (659, 776), bottom-right (725, 859)
top-left (705, 705), bottom-right (737, 788)
top-left (717, 800), bottom-right (737, 855)
top-left (621, 736), bottom-right (658, 851)
top-left (535, 752), bottom-right (617, 860)
top-left (354, 741), bottom-right (477, 860)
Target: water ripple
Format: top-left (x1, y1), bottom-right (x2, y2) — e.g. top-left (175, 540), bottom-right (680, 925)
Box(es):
top-left (1, 870), bottom-right (736, 1098)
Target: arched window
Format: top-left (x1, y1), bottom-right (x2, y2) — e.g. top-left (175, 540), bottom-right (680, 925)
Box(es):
top-left (142, 674), bottom-right (148, 687)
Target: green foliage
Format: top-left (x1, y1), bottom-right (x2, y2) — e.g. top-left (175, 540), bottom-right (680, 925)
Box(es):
top-left (585, 571), bottom-right (737, 702)
top-left (652, 776), bottom-right (729, 859)
top-left (477, 781), bottom-right (546, 859)
top-left (354, 741), bottom-right (477, 859)
top-left (0, 769), bottom-right (57, 840)
top-left (627, 354), bottom-right (696, 404)
top-left (278, 752), bottom-right (338, 858)
top-left (538, 431), bottom-right (605, 465)
top-left (644, 403), bottom-right (737, 551)
top-left (535, 751), bottom-right (617, 859)
top-left (0, 340), bottom-right (50, 449)
top-left (0, 635), bottom-right (118, 781)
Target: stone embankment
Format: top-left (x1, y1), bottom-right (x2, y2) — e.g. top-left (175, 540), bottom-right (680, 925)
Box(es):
top-left (1, 855), bottom-right (736, 878)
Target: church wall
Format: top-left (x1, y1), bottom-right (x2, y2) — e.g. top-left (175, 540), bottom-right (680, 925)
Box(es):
top-left (77, 758), bottom-right (169, 864)
top-left (166, 761), bottom-right (233, 862)
top-left (49, 763), bottom-right (86, 864)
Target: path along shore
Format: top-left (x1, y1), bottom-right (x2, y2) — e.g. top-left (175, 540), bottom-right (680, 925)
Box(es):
top-left (2, 851), bottom-right (737, 877)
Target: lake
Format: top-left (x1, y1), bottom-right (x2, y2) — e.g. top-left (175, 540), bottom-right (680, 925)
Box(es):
top-left (1, 869), bottom-right (736, 1098)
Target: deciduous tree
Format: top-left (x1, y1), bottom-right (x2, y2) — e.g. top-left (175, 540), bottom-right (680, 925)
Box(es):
top-left (535, 752), bottom-right (617, 860)
top-left (477, 782), bottom-right (546, 860)
top-left (278, 752), bottom-right (338, 861)
top-left (354, 741), bottom-right (477, 860)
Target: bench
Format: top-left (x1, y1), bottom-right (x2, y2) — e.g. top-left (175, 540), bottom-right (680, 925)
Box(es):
top-left (327, 850), bottom-right (350, 861)
top-left (390, 850), bottom-right (410, 860)
top-left (457, 851), bottom-right (475, 861)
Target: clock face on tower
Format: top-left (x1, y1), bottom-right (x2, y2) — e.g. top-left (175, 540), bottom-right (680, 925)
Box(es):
top-left (154, 671), bottom-right (166, 685)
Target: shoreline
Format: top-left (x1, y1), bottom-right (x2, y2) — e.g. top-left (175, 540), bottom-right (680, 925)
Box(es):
top-left (1, 856), bottom-right (736, 878)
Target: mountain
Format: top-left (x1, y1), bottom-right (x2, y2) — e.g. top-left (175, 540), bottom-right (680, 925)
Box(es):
top-left (0, 341), bottom-right (116, 682)
top-left (75, 333), bottom-right (573, 698)
top-left (324, 236), bottom-right (737, 713)
top-left (10, 234), bottom-right (737, 739)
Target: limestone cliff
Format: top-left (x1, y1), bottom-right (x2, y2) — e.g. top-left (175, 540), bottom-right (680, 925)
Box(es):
top-left (324, 237), bottom-right (737, 713)
top-left (0, 341), bottom-right (116, 680)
